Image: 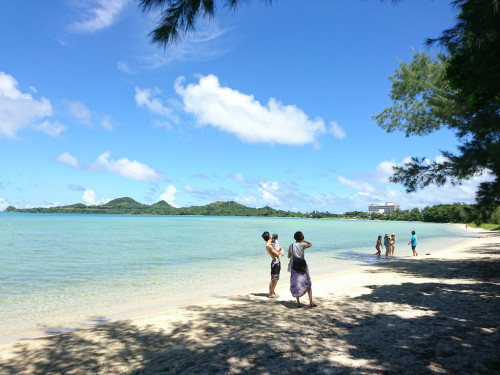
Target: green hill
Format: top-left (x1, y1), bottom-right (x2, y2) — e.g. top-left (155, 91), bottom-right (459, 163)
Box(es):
top-left (4, 197), bottom-right (303, 217)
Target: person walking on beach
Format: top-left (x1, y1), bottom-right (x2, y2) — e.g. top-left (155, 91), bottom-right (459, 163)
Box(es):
top-left (383, 233), bottom-right (391, 256)
top-left (262, 231), bottom-right (281, 298)
top-left (288, 231), bottom-right (316, 308)
top-left (408, 230), bottom-right (418, 256)
top-left (390, 233), bottom-right (396, 256)
top-left (375, 235), bottom-right (382, 255)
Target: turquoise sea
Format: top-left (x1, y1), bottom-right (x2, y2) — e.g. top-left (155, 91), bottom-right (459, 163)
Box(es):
top-left (0, 213), bottom-right (476, 343)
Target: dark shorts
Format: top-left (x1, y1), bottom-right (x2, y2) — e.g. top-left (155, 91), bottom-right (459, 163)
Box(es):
top-left (271, 260), bottom-right (281, 280)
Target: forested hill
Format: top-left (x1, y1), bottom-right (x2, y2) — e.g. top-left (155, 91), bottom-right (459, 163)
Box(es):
top-left (4, 197), bottom-right (305, 217)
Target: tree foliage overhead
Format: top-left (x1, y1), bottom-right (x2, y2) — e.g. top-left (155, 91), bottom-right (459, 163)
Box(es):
top-left (138, 0), bottom-right (401, 47)
top-left (374, 0), bottom-right (500, 221)
top-left (139, 0), bottom-right (272, 47)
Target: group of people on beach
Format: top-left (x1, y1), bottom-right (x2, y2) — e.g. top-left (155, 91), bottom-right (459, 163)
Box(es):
top-left (262, 231), bottom-right (316, 308)
top-left (261, 229), bottom-right (419, 308)
top-left (375, 230), bottom-right (418, 257)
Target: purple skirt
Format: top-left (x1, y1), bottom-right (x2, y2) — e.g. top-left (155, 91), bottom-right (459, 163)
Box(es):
top-left (290, 266), bottom-right (312, 298)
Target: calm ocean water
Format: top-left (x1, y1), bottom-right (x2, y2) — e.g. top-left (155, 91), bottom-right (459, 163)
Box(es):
top-left (0, 212), bottom-right (475, 343)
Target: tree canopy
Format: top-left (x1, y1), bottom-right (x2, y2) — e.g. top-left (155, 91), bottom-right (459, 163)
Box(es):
top-left (374, 0), bottom-right (500, 222)
top-left (139, 0), bottom-right (272, 47)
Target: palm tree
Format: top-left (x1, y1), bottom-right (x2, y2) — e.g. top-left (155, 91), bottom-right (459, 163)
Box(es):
top-left (139, 0), bottom-right (272, 47)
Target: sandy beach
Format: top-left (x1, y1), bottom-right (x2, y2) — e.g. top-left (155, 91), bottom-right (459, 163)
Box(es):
top-left (0, 227), bottom-right (498, 374)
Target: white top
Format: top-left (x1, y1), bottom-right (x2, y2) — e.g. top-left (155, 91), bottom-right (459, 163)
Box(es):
top-left (288, 242), bottom-right (305, 272)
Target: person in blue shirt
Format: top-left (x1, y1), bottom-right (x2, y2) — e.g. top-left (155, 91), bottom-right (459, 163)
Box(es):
top-left (408, 230), bottom-right (418, 256)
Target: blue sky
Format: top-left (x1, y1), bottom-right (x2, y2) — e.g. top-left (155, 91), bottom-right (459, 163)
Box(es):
top-left (0, 0), bottom-right (491, 213)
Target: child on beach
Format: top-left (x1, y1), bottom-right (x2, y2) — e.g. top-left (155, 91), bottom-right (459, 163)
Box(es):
top-left (272, 233), bottom-right (285, 256)
top-left (383, 233), bottom-right (391, 256)
top-left (390, 233), bottom-right (396, 255)
top-left (408, 230), bottom-right (418, 256)
top-left (375, 235), bottom-right (382, 255)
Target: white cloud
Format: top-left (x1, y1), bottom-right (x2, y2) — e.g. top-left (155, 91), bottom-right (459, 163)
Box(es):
top-left (175, 75), bottom-right (326, 145)
top-left (338, 176), bottom-right (376, 193)
top-left (99, 115), bottom-right (113, 130)
top-left (96, 151), bottom-right (165, 181)
top-left (329, 121), bottom-right (346, 139)
top-left (67, 100), bottom-right (92, 125)
top-left (230, 173), bottom-right (246, 183)
top-left (258, 181), bottom-right (281, 205)
top-left (435, 155), bottom-right (450, 164)
top-left (82, 189), bottom-right (109, 205)
top-left (0, 72), bottom-right (54, 138)
top-left (63, 100), bottom-right (113, 130)
top-left (117, 61), bottom-right (132, 74)
top-left (160, 185), bottom-right (180, 207)
top-left (69, 0), bottom-right (128, 33)
top-left (35, 121), bottom-right (65, 137)
top-left (182, 184), bottom-right (199, 193)
top-left (375, 160), bottom-right (396, 183)
top-left (135, 87), bottom-right (173, 117)
top-left (82, 189), bottom-right (98, 205)
top-left (0, 197), bottom-right (8, 211)
top-left (56, 152), bottom-right (79, 168)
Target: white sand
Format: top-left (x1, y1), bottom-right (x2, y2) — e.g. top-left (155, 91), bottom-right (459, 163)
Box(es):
top-left (0, 227), bottom-right (498, 374)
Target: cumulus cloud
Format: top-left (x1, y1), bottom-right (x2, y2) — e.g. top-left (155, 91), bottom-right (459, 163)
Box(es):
top-left (81, 189), bottom-right (109, 205)
top-left (0, 197), bottom-right (8, 211)
top-left (160, 185), bottom-right (180, 207)
top-left (0, 72), bottom-right (57, 138)
top-left (82, 189), bottom-right (98, 205)
top-left (69, 0), bottom-right (128, 33)
top-left (329, 121), bottom-right (346, 139)
top-left (175, 75), bottom-right (326, 145)
top-left (96, 151), bottom-right (165, 181)
top-left (56, 152), bottom-right (79, 168)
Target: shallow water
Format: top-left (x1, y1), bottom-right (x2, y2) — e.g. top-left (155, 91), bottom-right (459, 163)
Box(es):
top-left (0, 213), bottom-right (475, 342)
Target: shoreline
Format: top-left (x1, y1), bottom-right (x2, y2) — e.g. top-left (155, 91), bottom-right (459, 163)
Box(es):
top-left (0, 226), bottom-right (483, 347)
top-left (1, 227), bottom-right (498, 373)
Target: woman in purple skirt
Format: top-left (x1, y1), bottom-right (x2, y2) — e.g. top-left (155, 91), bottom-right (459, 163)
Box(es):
top-left (288, 231), bottom-right (317, 308)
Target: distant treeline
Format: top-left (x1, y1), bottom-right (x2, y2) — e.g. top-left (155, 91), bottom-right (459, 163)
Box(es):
top-left (5, 198), bottom-right (499, 224)
top-left (313, 203), bottom-right (499, 225)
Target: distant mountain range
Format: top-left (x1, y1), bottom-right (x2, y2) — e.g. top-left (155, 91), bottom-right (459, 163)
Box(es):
top-left (4, 197), bottom-right (307, 217)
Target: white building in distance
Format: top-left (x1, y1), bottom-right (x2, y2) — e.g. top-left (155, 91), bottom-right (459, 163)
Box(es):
top-left (368, 202), bottom-right (401, 214)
